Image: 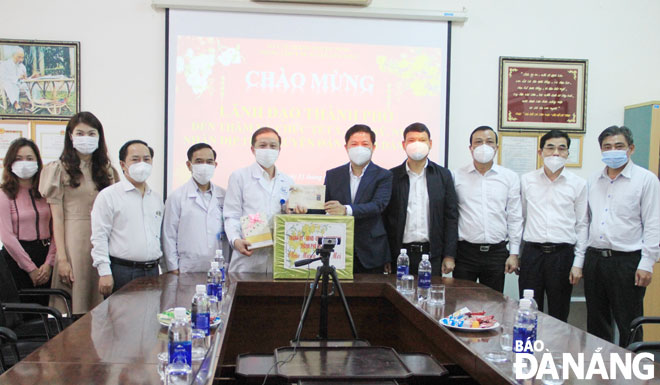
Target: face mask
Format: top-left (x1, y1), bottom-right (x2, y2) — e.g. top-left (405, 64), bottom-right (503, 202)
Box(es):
top-left (543, 156), bottom-right (566, 173)
top-left (472, 144), bottom-right (495, 164)
top-left (72, 136), bottom-right (99, 155)
top-left (128, 162), bottom-right (152, 183)
top-left (12, 161), bottom-right (38, 179)
top-left (406, 141), bottom-right (430, 161)
top-left (348, 146), bottom-right (372, 166)
top-left (192, 164), bottom-right (215, 185)
top-left (601, 150), bottom-right (628, 169)
top-left (255, 149), bottom-right (279, 169)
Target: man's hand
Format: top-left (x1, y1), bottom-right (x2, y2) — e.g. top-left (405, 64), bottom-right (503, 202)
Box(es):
top-left (28, 269), bottom-right (40, 286)
top-left (635, 270), bottom-right (652, 287)
top-left (99, 275), bottom-right (114, 296)
top-left (569, 267), bottom-right (582, 285)
top-left (292, 205), bottom-right (308, 214)
top-left (234, 239), bottom-right (253, 256)
top-left (505, 254), bottom-right (519, 274)
top-left (324, 201), bottom-right (347, 216)
top-left (441, 257), bottom-right (455, 274)
top-left (169, 269), bottom-right (180, 275)
top-left (57, 259), bottom-right (75, 285)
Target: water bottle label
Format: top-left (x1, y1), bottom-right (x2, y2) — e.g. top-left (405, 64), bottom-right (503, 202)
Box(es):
top-left (215, 284), bottom-right (222, 301)
top-left (220, 267), bottom-right (226, 282)
top-left (512, 326), bottom-right (534, 353)
top-left (396, 265), bottom-right (409, 279)
top-left (169, 341), bottom-right (192, 365)
top-left (193, 313), bottom-right (210, 335)
top-left (418, 272), bottom-right (431, 289)
top-left (206, 283), bottom-right (222, 299)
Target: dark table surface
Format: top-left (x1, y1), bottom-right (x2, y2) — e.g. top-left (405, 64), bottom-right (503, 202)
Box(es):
top-left (1, 272), bottom-right (658, 384)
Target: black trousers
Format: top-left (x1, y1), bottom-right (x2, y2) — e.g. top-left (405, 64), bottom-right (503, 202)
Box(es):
top-left (390, 242), bottom-right (442, 276)
top-left (1, 240), bottom-right (52, 307)
top-left (453, 241), bottom-right (508, 292)
top-left (110, 261), bottom-right (159, 294)
top-left (518, 242), bottom-right (574, 322)
top-left (583, 248), bottom-right (645, 346)
top-left (354, 256), bottom-right (383, 274)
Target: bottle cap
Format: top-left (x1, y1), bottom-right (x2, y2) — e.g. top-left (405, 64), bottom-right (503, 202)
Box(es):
top-left (196, 284), bottom-right (206, 294)
top-left (422, 254), bottom-right (429, 261)
top-left (280, 199), bottom-right (286, 204)
top-left (523, 289), bottom-right (534, 299)
top-left (174, 307), bottom-right (187, 319)
top-left (519, 298), bottom-right (531, 309)
top-left (211, 262), bottom-right (219, 269)
top-left (400, 248), bottom-right (407, 254)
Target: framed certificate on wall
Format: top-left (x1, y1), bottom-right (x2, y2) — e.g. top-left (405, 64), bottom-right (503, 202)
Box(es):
top-left (499, 57), bottom-right (588, 132)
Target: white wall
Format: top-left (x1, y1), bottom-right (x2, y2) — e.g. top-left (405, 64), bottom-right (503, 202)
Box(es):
top-left (3, 0), bottom-right (659, 189)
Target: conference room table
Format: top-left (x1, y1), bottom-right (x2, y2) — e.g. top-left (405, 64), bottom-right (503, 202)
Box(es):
top-left (1, 272), bottom-right (658, 384)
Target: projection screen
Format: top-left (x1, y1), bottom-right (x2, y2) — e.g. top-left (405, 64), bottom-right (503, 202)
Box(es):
top-left (166, 9), bottom-right (450, 194)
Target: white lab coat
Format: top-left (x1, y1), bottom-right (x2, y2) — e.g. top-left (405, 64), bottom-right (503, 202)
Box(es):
top-left (223, 162), bottom-right (293, 273)
top-left (162, 178), bottom-right (229, 273)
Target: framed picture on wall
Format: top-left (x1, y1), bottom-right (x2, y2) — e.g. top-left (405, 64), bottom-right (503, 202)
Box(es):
top-left (499, 57), bottom-right (588, 133)
top-left (497, 132), bottom-right (540, 176)
top-left (0, 120), bottom-right (30, 167)
top-left (31, 120), bottom-right (66, 165)
top-left (0, 39), bottom-right (80, 120)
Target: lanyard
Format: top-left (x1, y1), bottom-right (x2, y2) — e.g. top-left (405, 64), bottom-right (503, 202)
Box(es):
top-left (13, 189), bottom-right (40, 240)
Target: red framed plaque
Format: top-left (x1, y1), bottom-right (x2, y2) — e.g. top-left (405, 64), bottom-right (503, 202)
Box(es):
top-left (499, 57), bottom-right (587, 132)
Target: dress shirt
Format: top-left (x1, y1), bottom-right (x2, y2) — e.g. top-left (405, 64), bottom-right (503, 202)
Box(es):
top-left (0, 186), bottom-right (56, 272)
top-left (402, 160), bottom-right (430, 243)
top-left (453, 163), bottom-right (523, 254)
top-left (587, 161), bottom-right (660, 272)
top-left (162, 178), bottom-right (227, 273)
top-left (345, 162), bottom-right (370, 216)
top-left (223, 162), bottom-right (293, 273)
top-left (91, 180), bottom-right (164, 277)
top-left (521, 167), bottom-right (588, 267)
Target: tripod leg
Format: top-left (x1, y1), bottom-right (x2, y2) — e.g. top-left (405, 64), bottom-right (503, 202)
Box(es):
top-left (293, 267), bottom-right (322, 343)
top-left (329, 268), bottom-right (359, 339)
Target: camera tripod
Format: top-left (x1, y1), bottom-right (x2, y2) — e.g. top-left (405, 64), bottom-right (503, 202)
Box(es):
top-left (292, 246), bottom-right (358, 342)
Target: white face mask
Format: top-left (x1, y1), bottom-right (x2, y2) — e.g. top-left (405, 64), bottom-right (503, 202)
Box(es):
top-left (405, 141), bottom-right (430, 161)
top-left (543, 156), bottom-right (567, 173)
top-left (191, 164), bottom-right (215, 185)
top-left (255, 149), bottom-right (279, 169)
top-left (72, 136), bottom-right (99, 155)
top-left (348, 146), bottom-right (372, 166)
top-left (128, 162), bottom-right (152, 183)
top-left (12, 161), bottom-right (38, 179)
top-left (472, 144), bottom-right (496, 164)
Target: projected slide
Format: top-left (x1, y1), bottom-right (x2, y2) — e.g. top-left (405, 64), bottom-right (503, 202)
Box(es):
top-left (167, 11), bottom-right (449, 193)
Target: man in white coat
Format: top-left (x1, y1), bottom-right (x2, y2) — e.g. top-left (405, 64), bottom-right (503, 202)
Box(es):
top-left (0, 47), bottom-right (32, 110)
top-left (223, 127), bottom-right (293, 273)
top-left (163, 143), bottom-right (229, 274)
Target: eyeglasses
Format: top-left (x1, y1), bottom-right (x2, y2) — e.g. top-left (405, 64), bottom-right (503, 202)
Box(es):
top-left (543, 145), bottom-right (568, 153)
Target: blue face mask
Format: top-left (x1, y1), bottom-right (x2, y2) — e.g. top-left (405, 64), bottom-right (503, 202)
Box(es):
top-left (601, 150), bottom-right (628, 169)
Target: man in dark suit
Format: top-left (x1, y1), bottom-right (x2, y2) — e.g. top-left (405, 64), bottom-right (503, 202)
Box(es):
top-left (324, 124), bottom-right (393, 274)
top-left (383, 122), bottom-right (458, 275)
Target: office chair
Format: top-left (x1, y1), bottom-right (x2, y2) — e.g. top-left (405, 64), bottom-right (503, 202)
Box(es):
top-left (626, 316), bottom-right (660, 362)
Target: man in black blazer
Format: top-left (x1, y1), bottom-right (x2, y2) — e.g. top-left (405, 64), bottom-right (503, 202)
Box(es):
top-left (383, 123), bottom-right (458, 275)
top-left (324, 124), bottom-right (393, 273)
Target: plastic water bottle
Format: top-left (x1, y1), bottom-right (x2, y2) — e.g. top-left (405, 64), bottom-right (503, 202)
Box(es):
top-left (512, 298), bottom-right (537, 354)
top-left (396, 248), bottom-right (410, 292)
top-left (417, 254), bottom-right (432, 302)
top-left (214, 249), bottom-right (226, 286)
top-left (191, 284), bottom-right (211, 336)
top-left (522, 289), bottom-right (539, 340)
top-left (168, 307), bottom-right (192, 365)
top-left (207, 261), bottom-right (222, 320)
